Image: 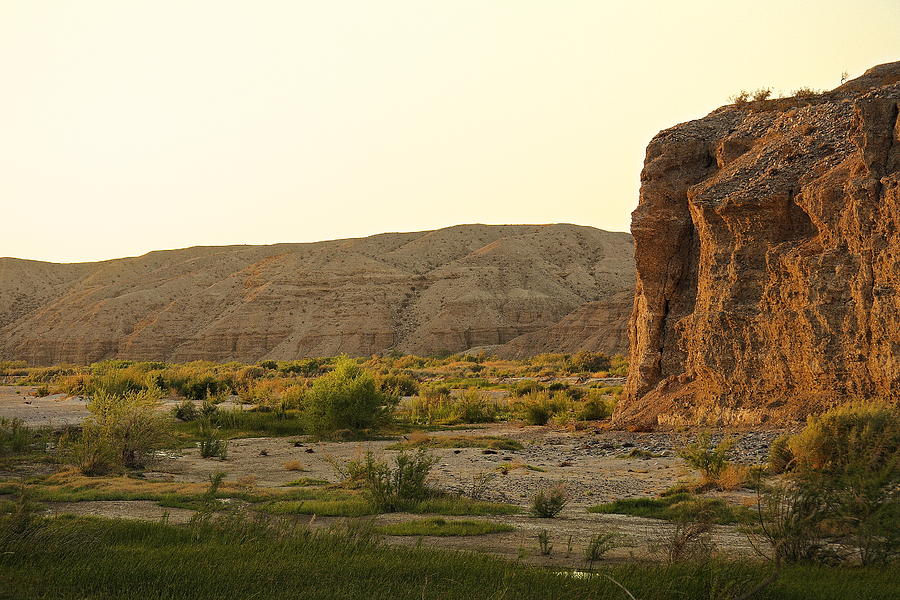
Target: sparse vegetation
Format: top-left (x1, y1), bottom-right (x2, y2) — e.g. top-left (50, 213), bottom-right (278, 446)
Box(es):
top-left (376, 517), bottom-right (513, 537)
top-left (530, 483), bottom-right (569, 518)
top-left (678, 433), bottom-right (737, 489)
top-left (60, 389), bottom-right (172, 474)
top-left (588, 492), bottom-right (751, 525)
top-left (388, 433), bottom-right (523, 451)
top-left (359, 449), bottom-right (439, 512)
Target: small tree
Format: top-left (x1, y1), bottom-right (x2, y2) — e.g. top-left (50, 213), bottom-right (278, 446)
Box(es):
top-left (63, 389), bottom-right (172, 474)
top-left (302, 360), bottom-right (396, 437)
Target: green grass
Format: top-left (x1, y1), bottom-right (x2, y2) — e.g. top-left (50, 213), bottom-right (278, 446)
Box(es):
top-left (387, 435), bottom-right (523, 451)
top-left (1, 515), bottom-right (896, 600)
top-left (286, 477), bottom-right (330, 487)
top-left (175, 409), bottom-right (306, 439)
top-left (411, 496), bottom-right (521, 516)
top-left (262, 498), bottom-right (376, 517)
top-left (376, 517), bottom-right (514, 536)
top-left (261, 491), bottom-right (521, 518)
top-left (587, 492), bottom-right (751, 525)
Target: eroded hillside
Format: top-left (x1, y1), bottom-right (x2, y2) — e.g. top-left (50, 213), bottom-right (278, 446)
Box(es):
top-left (1, 224), bottom-right (633, 364)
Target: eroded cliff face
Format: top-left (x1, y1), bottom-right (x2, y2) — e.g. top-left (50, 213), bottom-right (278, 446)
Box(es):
top-left (1, 224), bottom-right (633, 365)
top-left (616, 62), bottom-right (900, 428)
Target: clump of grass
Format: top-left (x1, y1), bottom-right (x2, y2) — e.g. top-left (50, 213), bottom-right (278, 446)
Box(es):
top-left (176, 408), bottom-right (304, 439)
top-left (388, 433), bottom-right (522, 452)
top-left (197, 421), bottom-right (228, 459)
top-left (411, 496), bottom-right (521, 516)
top-left (584, 530), bottom-right (627, 566)
top-left (283, 460), bottom-right (305, 471)
top-left (376, 517), bottom-right (513, 537)
top-left (262, 498), bottom-right (375, 517)
top-left (530, 483), bottom-right (568, 518)
top-left (588, 492), bottom-right (751, 525)
top-left (0, 418), bottom-right (37, 455)
top-left (285, 478), bottom-right (329, 487)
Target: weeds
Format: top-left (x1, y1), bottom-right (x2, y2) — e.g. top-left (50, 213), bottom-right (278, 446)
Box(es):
top-left (530, 483), bottom-right (569, 518)
top-left (376, 517), bottom-right (513, 537)
top-left (360, 449), bottom-right (438, 512)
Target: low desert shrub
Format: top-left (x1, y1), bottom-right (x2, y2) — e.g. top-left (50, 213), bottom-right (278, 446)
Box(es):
top-left (511, 380), bottom-right (545, 397)
top-left (173, 400), bottom-right (198, 422)
top-left (0, 418), bottom-right (36, 455)
top-left (360, 449), bottom-right (438, 512)
top-left (197, 421), bottom-right (228, 459)
top-left (767, 434), bottom-right (794, 474)
top-left (302, 360), bottom-right (396, 437)
top-left (61, 389), bottom-right (172, 474)
top-left (787, 400), bottom-right (898, 475)
top-left (678, 433), bottom-right (736, 486)
top-left (377, 373), bottom-right (419, 397)
top-left (584, 531), bottom-right (625, 565)
top-left (453, 388), bottom-right (498, 423)
top-left (654, 511), bottom-right (716, 564)
top-left (530, 483), bottom-right (568, 518)
top-left (574, 392), bottom-right (615, 421)
top-left (749, 483), bottom-right (837, 565)
top-left (515, 391), bottom-right (571, 426)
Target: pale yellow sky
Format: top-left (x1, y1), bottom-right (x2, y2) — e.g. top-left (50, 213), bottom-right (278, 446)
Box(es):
top-left (1, 1), bottom-right (898, 263)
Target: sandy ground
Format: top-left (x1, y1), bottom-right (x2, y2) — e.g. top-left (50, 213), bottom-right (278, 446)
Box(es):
top-left (3, 384), bottom-right (775, 567)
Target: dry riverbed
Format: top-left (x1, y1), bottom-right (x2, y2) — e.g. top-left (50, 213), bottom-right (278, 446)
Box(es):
top-left (2, 385), bottom-right (778, 568)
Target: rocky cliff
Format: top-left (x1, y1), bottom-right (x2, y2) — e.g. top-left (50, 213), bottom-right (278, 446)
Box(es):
top-left (616, 62), bottom-right (900, 428)
top-left (1, 224), bottom-right (633, 365)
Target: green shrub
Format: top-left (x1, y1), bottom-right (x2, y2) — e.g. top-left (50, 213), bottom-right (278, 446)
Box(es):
top-left (302, 360), bottom-right (396, 437)
top-left (530, 483), bottom-right (568, 518)
top-left (360, 450), bottom-right (438, 512)
top-left (515, 391), bottom-right (570, 426)
top-left (788, 400), bottom-right (898, 475)
top-left (0, 418), bottom-right (35, 455)
top-left (768, 434), bottom-right (794, 474)
top-left (511, 381), bottom-right (545, 397)
top-left (173, 400), bottom-right (198, 422)
top-left (678, 433), bottom-right (735, 482)
top-left (61, 389), bottom-right (172, 473)
top-left (377, 373), bottom-right (419, 397)
top-left (574, 393), bottom-right (614, 421)
top-left (197, 421), bottom-right (228, 459)
top-left (453, 388), bottom-right (497, 423)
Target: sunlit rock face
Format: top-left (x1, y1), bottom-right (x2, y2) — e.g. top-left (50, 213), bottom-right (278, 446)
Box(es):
top-left (617, 62), bottom-right (900, 428)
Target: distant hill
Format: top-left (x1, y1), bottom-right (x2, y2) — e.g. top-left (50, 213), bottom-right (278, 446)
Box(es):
top-left (0, 224), bottom-right (634, 365)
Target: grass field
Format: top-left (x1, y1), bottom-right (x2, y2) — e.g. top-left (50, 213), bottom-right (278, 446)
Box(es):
top-left (0, 515), bottom-right (896, 600)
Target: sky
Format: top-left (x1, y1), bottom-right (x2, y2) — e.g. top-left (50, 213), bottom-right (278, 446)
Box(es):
top-left (1, 1), bottom-right (898, 263)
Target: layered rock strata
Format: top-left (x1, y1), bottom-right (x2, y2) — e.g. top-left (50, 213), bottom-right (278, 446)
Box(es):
top-left (617, 62), bottom-right (900, 427)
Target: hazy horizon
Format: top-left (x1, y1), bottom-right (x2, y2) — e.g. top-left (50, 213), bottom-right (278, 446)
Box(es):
top-left (2, 1), bottom-right (898, 263)
top-left (0, 221), bottom-right (627, 264)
